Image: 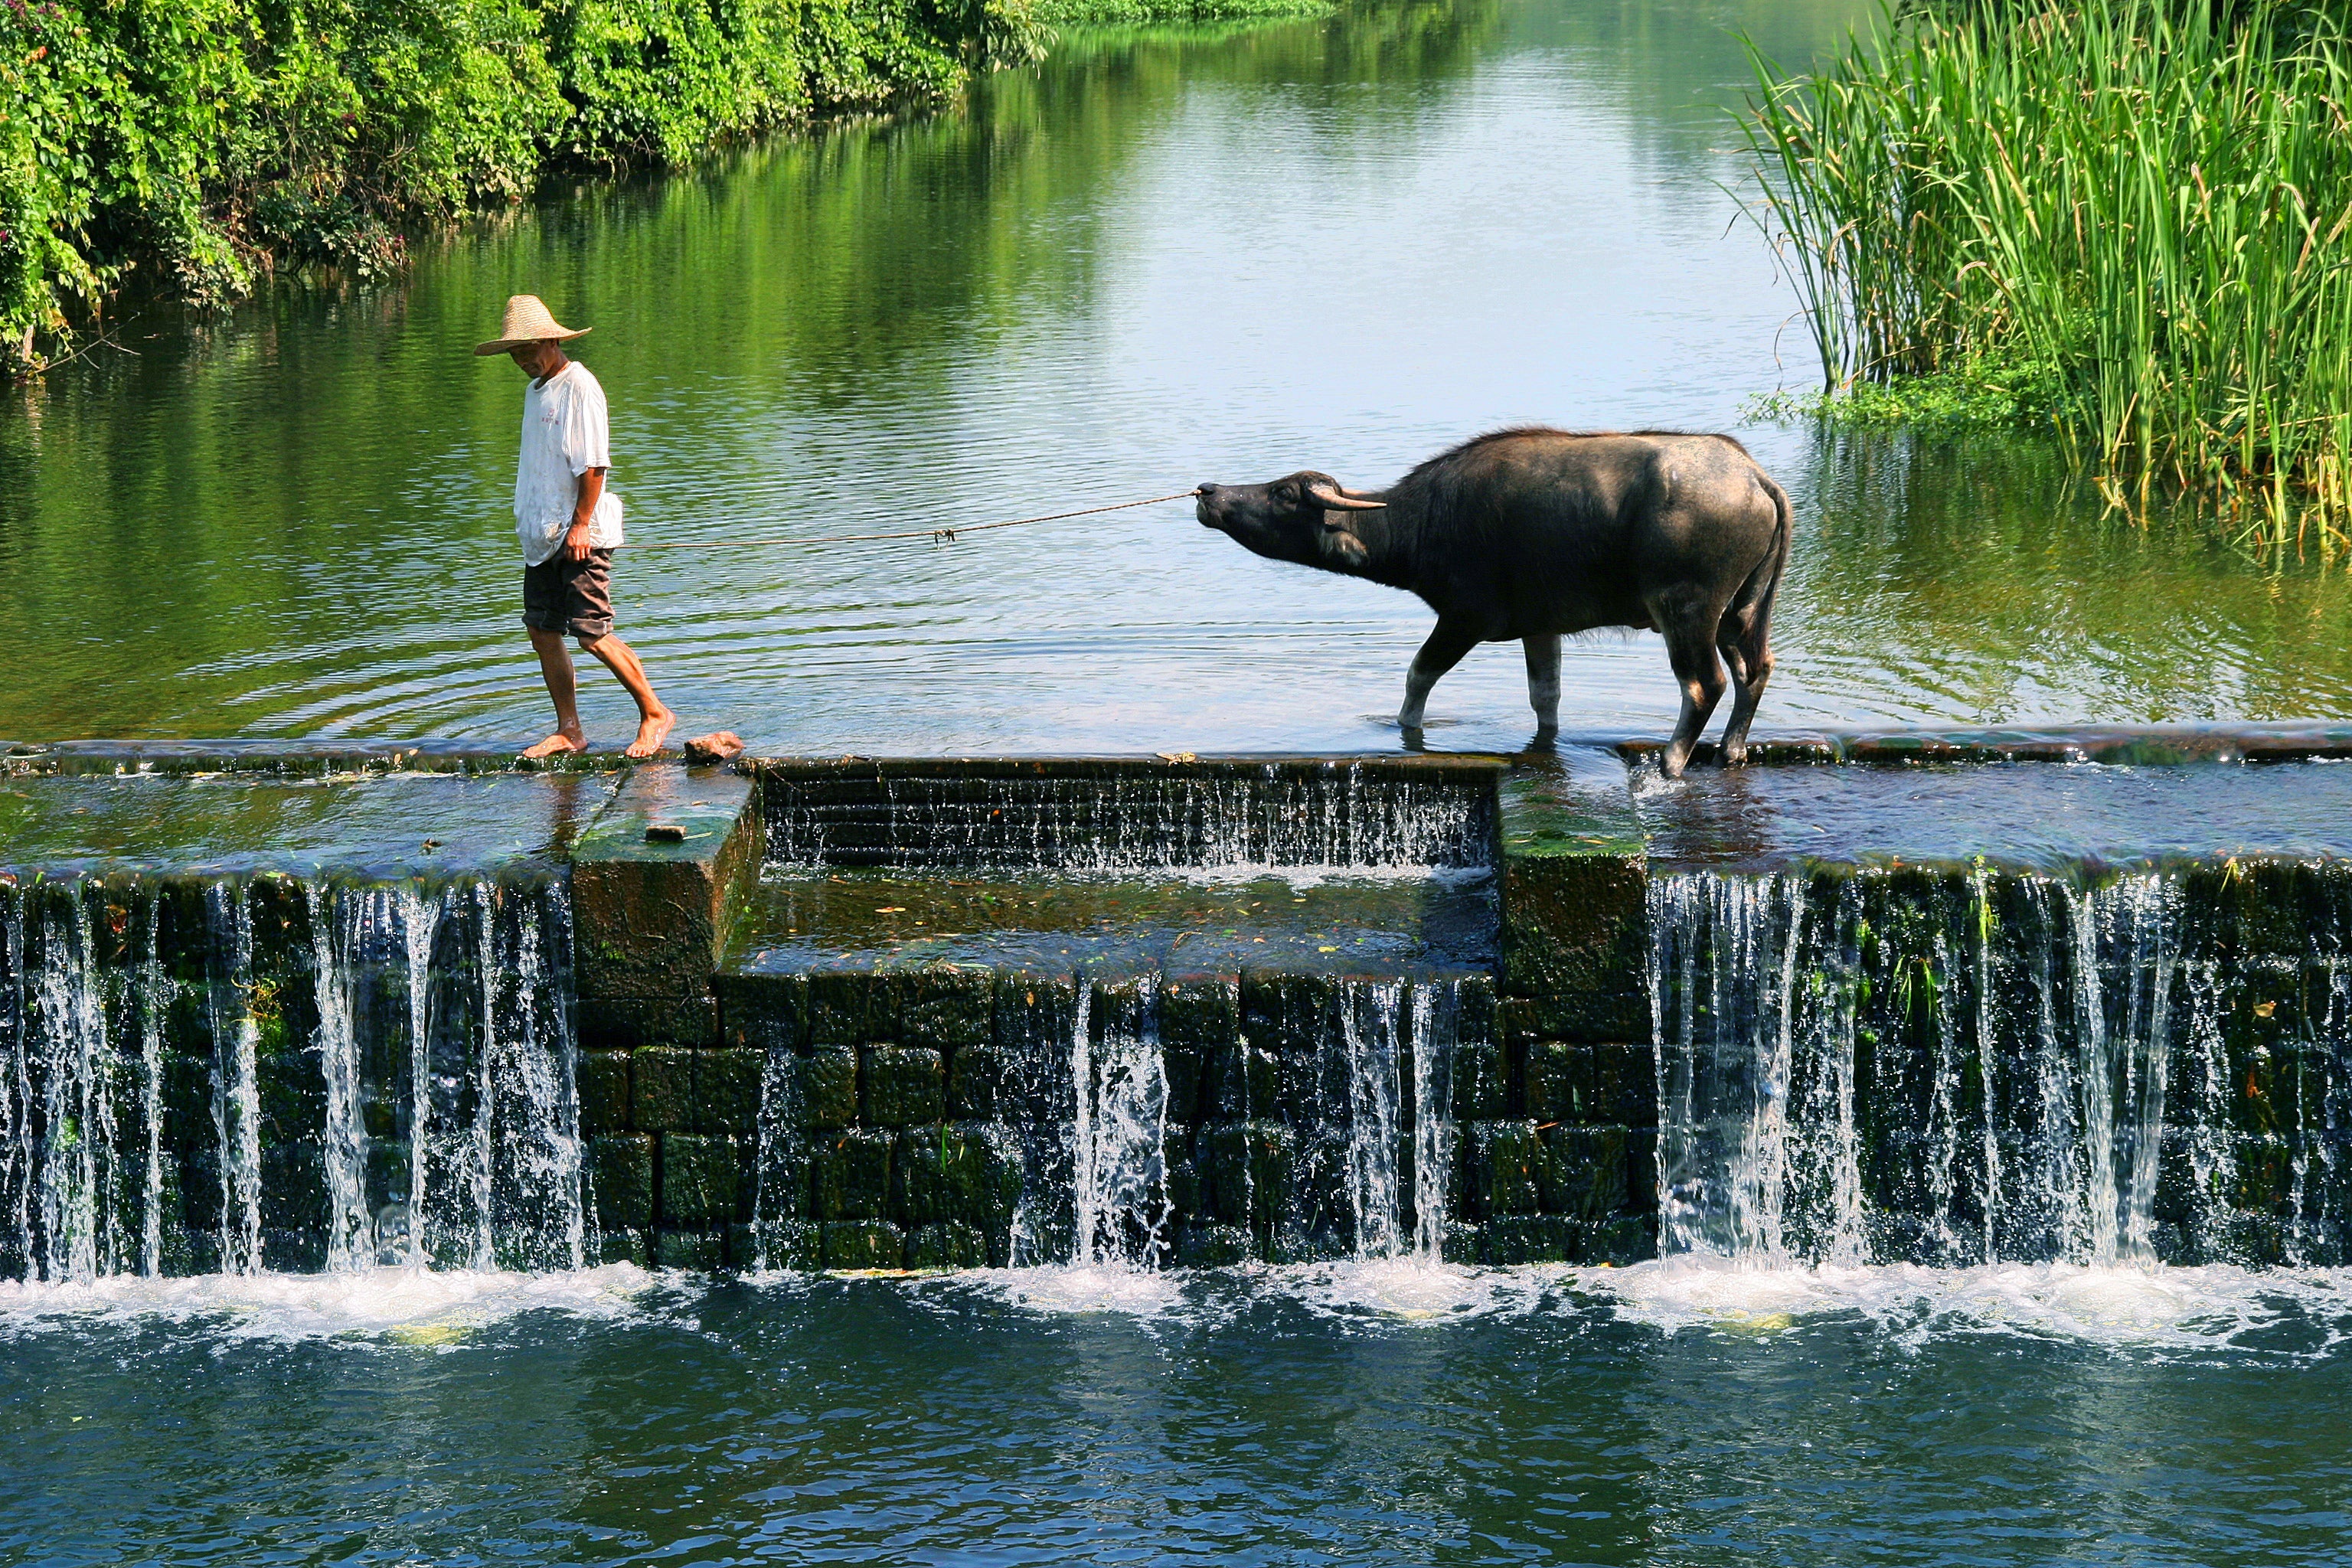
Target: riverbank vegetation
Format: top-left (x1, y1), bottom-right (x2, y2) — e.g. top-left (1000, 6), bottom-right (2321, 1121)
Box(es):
top-left (1746, 0), bottom-right (2352, 549)
top-left (5, 0), bottom-right (1308, 371)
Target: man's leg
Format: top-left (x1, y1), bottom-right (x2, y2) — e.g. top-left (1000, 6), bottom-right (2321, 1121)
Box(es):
top-left (578, 633), bottom-right (675, 758)
top-left (521, 626), bottom-right (589, 757)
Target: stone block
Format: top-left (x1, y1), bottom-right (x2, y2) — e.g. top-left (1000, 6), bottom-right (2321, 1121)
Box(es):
top-left (812, 1128), bottom-right (894, 1220)
top-left (1590, 1044), bottom-right (1658, 1125)
top-left (1176, 1223), bottom-right (1252, 1267)
top-left (1247, 1121), bottom-right (1295, 1234)
top-left (660, 1134), bottom-right (742, 1227)
top-left (824, 1220), bottom-right (906, 1269)
top-left (634, 1047), bottom-right (695, 1132)
top-left (579, 1049), bottom-right (632, 1135)
top-left (1451, 1037), bottom-right (1511, 1122)
top-left (1465, 1120), bottom-right (1543, 1218)
top-left (1197, 1122), bottom-right (1252, 1224)
top-left (590, 1135), bottom-right (655, 1230)
top-left (962, 1124), bottom-right (1024, 1224)
top-left (1494, 997), bottom-right (1541, 1047)
top-left (797, 1049), bottom-right (859, 1130)
top-left (575, 992), bottom-right (717, 1052)
top-left (992, 969), bottom-right (1080, 1053)
top-left (906, 1221), bottom-right (990, 1269)
top-left (696, 1048), bottom-right (763, 1134)
top-left (1626, 1132), bottom-right (1658, 1214)
top-left (1159, 974), bottom-right (1240, 1124)
top-left (1523, 1041), bottom-right (1576, 1122)
top-left (242, 874), bottom-right (314, 977)
top-left (750, 1218), bottom-right (825, 1270)
top-left (718, 972), bottom-right (808, 1056)
top-left (1201, 1037), bottom-right (1251, 1119)
top-left (808, 971), bottom-right (900, 1049)
top-left (1481, 1214), bottom-right (1576, 1264)
top-left (900, 968), bottom-right (996, 1053)
top-left (1163, 1123), bottom-right (1199, 1222)
top-left (1439, 1221), bottom-right (1483, 1266)
top-left (570, 764), bottom-right (762, 1001)
top-left (864, 1045), bottom-right (944, 1126)
top-left (1242, 972), bottom-right (1338, 1055)
top-left (752, 1142), bottom-right (812, 1223)
top-left (1538, 1124), bottom-right (1630, 1219)
top-left (599, 1228), bottom-right (651, 1267)
top-left (1579, 1214), bottom-right (1656, 1266)
top-left (946, 1044), bottom-right (1010, 1120)
top-left (1498, 766), bottom-right (1648, 1041)
top-left (656, 1229), bottom-right (726, 1270)
top-left (894, 1128), bottom-right (952, 1227)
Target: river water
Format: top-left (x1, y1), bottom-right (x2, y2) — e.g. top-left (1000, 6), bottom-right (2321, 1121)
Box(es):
top-left (8, 0), bottom-right (2352, 753)
top-left (11, 3), bottom-right (2352, 1563)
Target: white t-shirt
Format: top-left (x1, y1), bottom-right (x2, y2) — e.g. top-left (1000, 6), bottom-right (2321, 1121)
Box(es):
top-left (513, 360), bottom-right (625, 566)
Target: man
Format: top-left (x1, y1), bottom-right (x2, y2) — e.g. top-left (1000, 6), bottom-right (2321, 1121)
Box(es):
top-left (475, 294), bottom-right (674, 760)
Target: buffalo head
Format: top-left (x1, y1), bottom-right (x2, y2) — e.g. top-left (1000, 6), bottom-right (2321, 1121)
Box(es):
top-left (1196, 471), bottom-right (1386, 570)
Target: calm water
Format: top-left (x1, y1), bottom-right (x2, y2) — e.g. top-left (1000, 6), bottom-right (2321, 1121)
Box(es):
top-left (1637, 759), bottom-right (2352, 871)
top-left (8, 0), bottom-right (2352, 754)
top-left (7, 1263), bottom-right (2352, 1566)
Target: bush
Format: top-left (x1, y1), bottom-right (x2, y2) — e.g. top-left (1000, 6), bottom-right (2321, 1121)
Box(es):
top-left (0, 0), bottom-right (1040, 368)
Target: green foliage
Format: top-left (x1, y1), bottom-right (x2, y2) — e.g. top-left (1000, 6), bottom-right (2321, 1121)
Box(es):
top-left (1744, 0), bottom-right (2352, 551)
top-left (1033, 0), bottom-right (1328, 25)
top-left (0, 0), bottom-right (1038, 368)
top-left (1747, 351), bottom-right (2076, 430)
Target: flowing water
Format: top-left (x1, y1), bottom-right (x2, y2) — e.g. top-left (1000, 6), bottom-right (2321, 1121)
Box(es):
top-left (10, 0), bottom-right (2352, 1558)
top-left (0, 872), bottom-right (586, 1282)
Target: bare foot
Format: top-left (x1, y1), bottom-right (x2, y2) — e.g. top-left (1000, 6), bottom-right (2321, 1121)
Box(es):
top-left (521, 727), bottom-right (586, 760)
top-left (625, 708), bottom-right (675, 760)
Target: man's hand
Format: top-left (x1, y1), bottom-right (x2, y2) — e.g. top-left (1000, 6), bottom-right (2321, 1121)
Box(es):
top-left (567, 466), bottom-right (606, 561)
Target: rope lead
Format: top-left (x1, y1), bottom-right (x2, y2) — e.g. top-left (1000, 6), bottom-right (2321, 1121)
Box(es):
top-left (616, 488), bottom-right (1200, 551)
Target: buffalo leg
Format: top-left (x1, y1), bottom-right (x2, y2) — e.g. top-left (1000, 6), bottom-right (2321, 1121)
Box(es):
top-left (1658, 609), bottom-right (1729, 779)
top-left (1715, 616), bottom-right (1775, 766)
top-left (1399, 618), bottom-right (1481, 730)
top-left (1522, 634), bottom-right (1561, 737)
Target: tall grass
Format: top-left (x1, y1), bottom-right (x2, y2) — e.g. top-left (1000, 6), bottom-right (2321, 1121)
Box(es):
top-left (1745, 0), bottom-right (2352, 550)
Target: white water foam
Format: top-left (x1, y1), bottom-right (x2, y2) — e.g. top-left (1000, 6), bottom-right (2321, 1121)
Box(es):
top-left (1268, 1258), bottom-right (1549, 1324)
top-left (1590, 1256), bottom-right (2352, 1355)
top-left (0, 1263), bottom-right (655, 1344)
top-left (935, 1263), bottom-right (1190, 1318)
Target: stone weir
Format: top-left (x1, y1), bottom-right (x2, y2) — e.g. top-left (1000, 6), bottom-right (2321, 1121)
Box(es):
top-left (18, 730), bottom-right (2342, 1281)
top-left (0, 750), bottom-right (1659, 1281)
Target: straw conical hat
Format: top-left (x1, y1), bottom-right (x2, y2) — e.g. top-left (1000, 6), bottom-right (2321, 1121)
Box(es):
top-left (474, 295), bottom-right (592, 355)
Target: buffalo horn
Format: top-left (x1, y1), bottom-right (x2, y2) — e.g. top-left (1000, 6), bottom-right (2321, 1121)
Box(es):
top-left (1305, 481), bottom-right (1387, 511)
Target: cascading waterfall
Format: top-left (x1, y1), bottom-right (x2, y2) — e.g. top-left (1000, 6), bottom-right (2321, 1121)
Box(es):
top-left (1409, 981), bottom-right (1458, 1261)
top-left (1648, 862), bottom-right (2309, 1269)
top-left (1341, 981), bottom-right (1406, 1259)
top-left (0, 871), bottom-right (586, 1282)
top-left (204, 882), bottom-right (265, 1276)
top-left (1070, 978), bottom-right (1172, 1267)
top-left (308, 884), bottom-right (374, 1270)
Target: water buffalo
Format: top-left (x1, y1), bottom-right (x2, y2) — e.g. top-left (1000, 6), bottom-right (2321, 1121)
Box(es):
top-left (1194, 427), bottom-right (1792, 776)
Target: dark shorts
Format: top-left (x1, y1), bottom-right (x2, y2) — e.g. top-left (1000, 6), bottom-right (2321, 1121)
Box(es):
top-left (522, 548), bottom-right (615, 639)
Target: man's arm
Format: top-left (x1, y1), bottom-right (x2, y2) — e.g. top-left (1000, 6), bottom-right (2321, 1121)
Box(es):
top-left (566, 467), bottom-right (608, 562)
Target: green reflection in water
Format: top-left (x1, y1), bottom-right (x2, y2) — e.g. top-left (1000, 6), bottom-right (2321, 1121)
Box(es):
top-left (4, 0), bottom-right (2342, 756)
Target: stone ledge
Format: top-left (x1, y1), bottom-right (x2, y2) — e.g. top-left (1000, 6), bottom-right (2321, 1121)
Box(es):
top-left (570, 764), bottom-right (763, 1021)
top-left (1498, 753), bottom-right (1648, 1041)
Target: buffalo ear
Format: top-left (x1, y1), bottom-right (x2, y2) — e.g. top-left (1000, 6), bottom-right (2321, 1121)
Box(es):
top-left (1319, 527), bottom-right (1369, 567)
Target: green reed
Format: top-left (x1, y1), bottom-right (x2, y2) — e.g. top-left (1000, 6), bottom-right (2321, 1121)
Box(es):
top-left (1745, 0), bottom-right (2352, 550)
